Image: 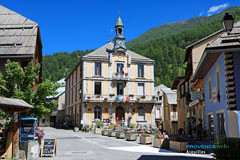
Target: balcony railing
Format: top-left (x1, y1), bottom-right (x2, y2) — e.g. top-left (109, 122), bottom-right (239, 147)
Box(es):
top-left (112, 72), bottom-right (129, 81)
top-left (83, 94), bottom-right (155, 103)
top-left (170, 112), bottom-right (178, 121)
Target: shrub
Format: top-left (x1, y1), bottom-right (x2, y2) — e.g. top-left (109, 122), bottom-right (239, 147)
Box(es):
top-left (140, 133), bottom-right (150, 137)
top-left (170, 136), bottom-right (186, 142)
top-left (130, 123), bottom-right (135, 128)
top-left (154, 133), bottom-right (165, 139)
top-left (96, 121), bottom-right (104, 128)
top-left (213, 137), bottom-right (240, 160)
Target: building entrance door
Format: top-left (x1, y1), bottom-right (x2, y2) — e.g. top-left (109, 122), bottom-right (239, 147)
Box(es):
top-left (116, 106), bottom-right (125, 125)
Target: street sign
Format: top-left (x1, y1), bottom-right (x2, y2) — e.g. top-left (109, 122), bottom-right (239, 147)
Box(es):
top-left (41, 139), bottom-right (56, 157)
top-left (190, 91), bottom-right (203, 100)
top-left (189, 99), bottom-right (200, 107)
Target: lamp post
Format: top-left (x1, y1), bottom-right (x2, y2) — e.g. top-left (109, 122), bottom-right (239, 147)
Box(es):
top-left (222, 13), bottom-right (234, 33)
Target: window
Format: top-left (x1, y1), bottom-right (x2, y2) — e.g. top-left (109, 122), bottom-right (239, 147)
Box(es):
top-left (94, 82), bottom-right (101, 95)
top-left (208, 78), bottom-right (212, 100)
top-left (138, 106), bottom-right (145, 121)
top-left (95, 62), bottom-right (101, 76)
top-left (185, 81), bottom-right (188, 93)
top-left (94, 106), bottom-right (102, 120)
top-left (216, 70), bottom-right (220, 92)
top-left (76, 69), bottom-right (78, 82)
top-left (137, 83), bottom-right (145, 96)
top-left (117, 63), bottom-right (124, 73)
top-left (159, 96), bottom-right (162, 100)
top-left (181, 84), bottom-right (184, 96)
top-left (138, 64), bottom-right (144, 78)
top-left (216, 113), bottom-right (225, 136)
top-left (117, 83), bottom-right (124, 95)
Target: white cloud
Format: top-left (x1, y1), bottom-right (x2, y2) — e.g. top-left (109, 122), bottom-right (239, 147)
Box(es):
top-left (199, 11), bottom-right (204, 16)
top-left (208, 3), bottom-right (229, 13)
top-left (208, 14), bottom-right (212, 17)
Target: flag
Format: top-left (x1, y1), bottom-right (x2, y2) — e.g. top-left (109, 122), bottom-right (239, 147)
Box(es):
top-left (122, 70), bottom-right (124, 75)
top-left (217, 90), bottom-right (221, 102)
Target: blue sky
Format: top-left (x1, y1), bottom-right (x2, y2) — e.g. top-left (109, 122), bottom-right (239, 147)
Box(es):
top-left (1, 0), bottom-right (240, 55)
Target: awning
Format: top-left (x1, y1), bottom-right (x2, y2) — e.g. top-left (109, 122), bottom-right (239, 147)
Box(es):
top-left (0, 96), bottom-right (33, 112)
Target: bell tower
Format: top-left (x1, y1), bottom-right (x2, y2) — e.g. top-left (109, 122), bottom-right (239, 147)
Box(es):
top-left (113, 14), bottom-right (127, 52)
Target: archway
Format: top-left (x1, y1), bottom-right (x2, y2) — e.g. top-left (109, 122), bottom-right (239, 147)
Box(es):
top-left (116, 106), bottom-right (125, 125)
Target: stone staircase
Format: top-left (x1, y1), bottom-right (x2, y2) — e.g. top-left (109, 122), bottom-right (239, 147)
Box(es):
top-left (224, 52), bottom-right (237, 110)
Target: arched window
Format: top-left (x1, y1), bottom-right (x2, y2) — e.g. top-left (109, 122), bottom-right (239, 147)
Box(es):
top-left (94, 106), bottom-right (102, 120)
top-left (138, 106), bottom-right (145, 121)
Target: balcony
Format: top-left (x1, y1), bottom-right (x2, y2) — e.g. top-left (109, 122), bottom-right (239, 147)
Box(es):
top-left (83, 94), bottom-right (155, 103)
top-left (112, 72), bottom-right (129, 81)
top-left (170, 112), bottom-right (178, 122)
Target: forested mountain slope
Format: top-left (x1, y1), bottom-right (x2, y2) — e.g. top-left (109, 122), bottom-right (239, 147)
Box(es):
top-left (43, 7), bottom-right (240, 86)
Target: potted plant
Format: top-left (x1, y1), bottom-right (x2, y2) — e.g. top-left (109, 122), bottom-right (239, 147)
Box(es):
top-left (129, 94), bottom-right (134, 97)
top-left (104, 97), bottom-right (108, 101)
top-left (170, 136), bottom-right (188, 152)
top-left (108, 130), bottom-right (117, 137)
top-left (137, 98), bottom-right (141, 101)
top-left (153, 133), bottom-right (169, 148)
top-left (35, 125), bottom-right (45, 145)
top-left (94, 121), bottom-right (103, 134)
top-left (129, 123), bottom-right (135, 128)
top-left (73, 126), bottom-right (79, 132)
top-left (140, 133), bottom-right (152, 144)
top-left (109, 93), bottom-right (115, 97)
top-left (126, 133), bottom-right (137, 141)
top-left (101, 127), bottom-right (111, 136)
top-left (96, 95), bottom-right (100, 98)
top-left (116, 131), bottom-right (125, 139)
top-left (141, 95), bottom-right (146, 99)
top-left (87, 96), bottom-right (91, 100)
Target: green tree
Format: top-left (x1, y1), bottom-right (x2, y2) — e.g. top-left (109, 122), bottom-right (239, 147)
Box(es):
top-left (0, 60), bottom-right (59, 119)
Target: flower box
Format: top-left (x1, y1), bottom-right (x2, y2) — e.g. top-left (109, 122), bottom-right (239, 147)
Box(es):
top-left (116, 132), bottom-right (125, 139)
top-left (73, 127), bottom-right (79, 132)
top-left (141, 96), bottom-right (146, 99)
top-left (170, 141), bottom-right (188, 152)
top-left (108, 131), bottom-right (117, 137)
top-left (153, 139), bottom-right (169, 148)
top-left (137, 98), bottom-right (141, 101)
top-left (129, 94), bottom-right (134, 97)
top-left (125, 134), bottom-right (137, 141)
top-left (104, 97), bottom-right (108, 101)
top-left (101, 130), bottom-right (109, 136)
top-left (94, 128), bottom-right (102, 134)
top-left (87, 96), bottom-right (91, 99)
top-left (140, 136), bottom-right (152, 144)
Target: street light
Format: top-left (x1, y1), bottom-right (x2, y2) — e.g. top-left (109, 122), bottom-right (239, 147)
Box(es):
top-left (222, 13), bottom-right (234, 33)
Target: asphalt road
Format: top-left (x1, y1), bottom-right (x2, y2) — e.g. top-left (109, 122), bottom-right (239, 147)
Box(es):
top-left (39, 127), bottom-right (214, 160)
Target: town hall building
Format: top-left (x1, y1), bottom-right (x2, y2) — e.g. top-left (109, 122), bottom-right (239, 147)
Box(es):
top-left (65, 15), bottom-right (155, 128)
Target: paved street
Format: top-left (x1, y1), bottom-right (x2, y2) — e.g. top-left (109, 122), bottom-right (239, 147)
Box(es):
top-left (39, 127), bottom-right (214, 160)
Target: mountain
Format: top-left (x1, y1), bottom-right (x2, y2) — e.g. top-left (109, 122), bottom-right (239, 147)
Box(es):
top-left (126, 6), bottom-right (240, 48)
top-left (42, 6), bottom-right (240, 86)
top-left (127, 6), bottom-right (240, 86)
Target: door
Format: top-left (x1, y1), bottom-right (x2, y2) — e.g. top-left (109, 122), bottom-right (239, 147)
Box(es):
top-left (116, 106), bottom-right (125, 125)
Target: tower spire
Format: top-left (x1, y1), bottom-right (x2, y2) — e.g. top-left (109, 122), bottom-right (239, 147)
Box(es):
top-left (113, 13), bottom-right (127, 52)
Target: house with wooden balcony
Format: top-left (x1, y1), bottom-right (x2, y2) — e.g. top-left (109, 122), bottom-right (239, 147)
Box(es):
top-left (65, 15), bottom-right (155, 128)
top-left (161, 88), bottom-right (177, 134)
top-left (193, 19), bottom-right (240, 138)
top-left (0, 5), bottom-right (43, 85)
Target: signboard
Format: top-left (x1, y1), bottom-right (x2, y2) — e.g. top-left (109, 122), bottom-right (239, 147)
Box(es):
top-left (41, 139), bottom-right (56, 157)
top-left (189, 99), bottom-right (200, 107)
top-left (19, 118), bottom-right (37, 142)
top-left (190, 91), bottom-right (203, 100)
